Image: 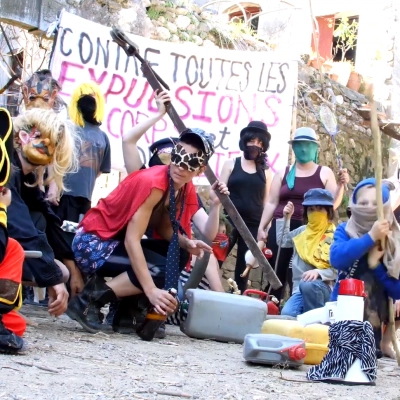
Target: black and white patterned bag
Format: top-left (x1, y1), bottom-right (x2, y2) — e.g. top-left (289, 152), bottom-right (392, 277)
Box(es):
top-left (307, 320), bottom-right (377, 384)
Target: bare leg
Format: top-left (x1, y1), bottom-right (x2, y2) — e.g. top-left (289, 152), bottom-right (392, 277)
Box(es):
top-left (381, 320), bottom-right (400, 359)
top-left (106, 272), bottom-right (142, 297)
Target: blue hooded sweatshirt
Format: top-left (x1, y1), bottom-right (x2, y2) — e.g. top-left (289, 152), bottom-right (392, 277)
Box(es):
top-left (330, 178), bottom-right (400, 300)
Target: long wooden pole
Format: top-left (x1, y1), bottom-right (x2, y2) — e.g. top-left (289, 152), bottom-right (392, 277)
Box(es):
top-left (368, 85), bottom-right (400, 366)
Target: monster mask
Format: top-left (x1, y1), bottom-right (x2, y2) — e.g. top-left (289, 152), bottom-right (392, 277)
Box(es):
top-left (13, 110), bottom-right (60, 166)
top-left (22, 70), bottom-right (61, 111)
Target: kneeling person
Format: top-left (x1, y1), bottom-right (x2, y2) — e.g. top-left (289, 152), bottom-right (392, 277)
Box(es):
top-left (279, 189), bottom-right (337, 317)
top-left (68, 129), bottom-right (223, 334)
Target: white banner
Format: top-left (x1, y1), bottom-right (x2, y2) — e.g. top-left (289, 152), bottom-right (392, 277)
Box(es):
top-left (50, 11), bottom-right (297, 184)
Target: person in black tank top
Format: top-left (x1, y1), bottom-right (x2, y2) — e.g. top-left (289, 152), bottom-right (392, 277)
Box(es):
top-left (220, 121), bottom-right (272, 294)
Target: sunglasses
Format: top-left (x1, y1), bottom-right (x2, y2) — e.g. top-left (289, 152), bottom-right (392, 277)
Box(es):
top-left (170, 144), bottom-right (205, 172)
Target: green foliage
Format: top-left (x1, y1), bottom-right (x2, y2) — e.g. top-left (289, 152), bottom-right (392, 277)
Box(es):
top-left (165, 0), bottom-right (175, 7)
top-left (209, 21), bottom-right (257, 50)
top-left (147, 7), bottom-right (161, 20)
top-left (333, 17), bottom-right (358, 62)
top-left (228, 20), bottom-right (256, 39)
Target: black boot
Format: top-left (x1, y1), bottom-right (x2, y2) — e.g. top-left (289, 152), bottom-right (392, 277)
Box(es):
top-left (112, 295), bottom-right (147, 334)
top-left (0, 315), bottom-right (26, 354)
top-left (154, 322), bottom-right (166, 339)
top-left (106, 300), bottom-right (120, 326)
top-left (66, 274), bottom-right (118, 334)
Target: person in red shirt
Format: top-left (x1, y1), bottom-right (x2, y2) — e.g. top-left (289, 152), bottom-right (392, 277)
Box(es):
top-left (67, 128), bottom-right (229, 334)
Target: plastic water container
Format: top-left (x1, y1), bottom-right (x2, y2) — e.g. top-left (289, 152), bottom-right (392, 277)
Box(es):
top-left (243, 334), bottom-right (306, 367)
top-left (180, 289), bottom-right (267, 344)
top-left (262, 319), bottom-right (329, 365)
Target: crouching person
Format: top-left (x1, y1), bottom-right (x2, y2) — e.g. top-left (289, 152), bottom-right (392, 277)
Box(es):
top-left (7, 109), bottom-right (79, 317)
top-left (68, 129), bottom-right (228, 335)
top-left (0, 189), bottom-right (26, 353)
top-left (278, 189), bottom-right (337, 317)
top-left (330, 178), bottom-right (400, 358)
top-left (0, 108), bottom-right (27, 352)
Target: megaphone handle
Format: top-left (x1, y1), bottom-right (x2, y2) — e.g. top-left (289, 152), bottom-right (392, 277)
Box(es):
top-left (241, 264), bottom-right (252, 278)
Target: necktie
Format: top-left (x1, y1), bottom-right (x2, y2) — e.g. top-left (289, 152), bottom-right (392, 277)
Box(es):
top-left (164, 169), bottom-right (186, 290)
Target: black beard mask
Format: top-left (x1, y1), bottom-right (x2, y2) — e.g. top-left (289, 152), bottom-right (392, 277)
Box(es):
top-left (77, 95), bottom-right (100, 125)
top-left (243, 145), bottom-right (263, 161)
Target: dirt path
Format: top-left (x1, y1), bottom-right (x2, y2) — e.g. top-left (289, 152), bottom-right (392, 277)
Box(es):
top-left (1, 305), bottom-right (399, 400)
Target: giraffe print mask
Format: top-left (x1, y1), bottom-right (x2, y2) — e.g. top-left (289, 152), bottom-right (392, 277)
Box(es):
top-left (170, 144), bottom-right (205, 172)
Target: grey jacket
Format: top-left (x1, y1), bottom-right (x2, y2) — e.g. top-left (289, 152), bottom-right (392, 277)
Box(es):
top-left (276, 218), bottom-right (337, 294)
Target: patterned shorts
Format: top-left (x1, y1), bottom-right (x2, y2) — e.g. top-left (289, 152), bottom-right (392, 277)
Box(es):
top-left (72, 227), bottom-right (120, 275)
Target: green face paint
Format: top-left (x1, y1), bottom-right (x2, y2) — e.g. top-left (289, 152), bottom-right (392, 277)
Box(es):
top-left (292, 141), bottom-right (318, 164)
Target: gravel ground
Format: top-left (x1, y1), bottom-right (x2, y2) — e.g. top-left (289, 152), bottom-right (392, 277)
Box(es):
top-left (1, 305), bottom-right (400, 400)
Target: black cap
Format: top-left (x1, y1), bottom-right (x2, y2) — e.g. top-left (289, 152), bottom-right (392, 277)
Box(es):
top-left (240, 120), bottom-right (271, 141)
top-left (148, 137), bottom-right (178, 167)
top-left (149, 137), bottom-right (178, 155)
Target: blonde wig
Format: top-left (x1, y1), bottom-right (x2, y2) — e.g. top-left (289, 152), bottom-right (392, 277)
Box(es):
top-left (13, 109), bottom-right (80, 193)
top-left (69, 81), bottom-right (105, 127)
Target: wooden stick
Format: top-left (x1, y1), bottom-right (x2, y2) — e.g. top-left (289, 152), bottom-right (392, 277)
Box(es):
top-left (367, 85), bottom-right (400, 366)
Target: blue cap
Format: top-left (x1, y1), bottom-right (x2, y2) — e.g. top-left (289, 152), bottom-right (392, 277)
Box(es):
top-left (352, 177), bottom-right (391, 204)
top-left (180, 128), bottom-right (215, 160)
top-left (302, 188), bottom-right (334, 207)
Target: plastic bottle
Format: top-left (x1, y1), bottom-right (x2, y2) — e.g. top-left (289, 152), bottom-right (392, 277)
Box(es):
top-left (297, 301), bottom-right (337, 326)
top-left (136, 288), bottom-right (178, 341)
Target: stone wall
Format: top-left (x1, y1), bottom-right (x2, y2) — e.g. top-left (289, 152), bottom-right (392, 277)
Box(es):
top-left (144, 0), bottom-right (270, 51)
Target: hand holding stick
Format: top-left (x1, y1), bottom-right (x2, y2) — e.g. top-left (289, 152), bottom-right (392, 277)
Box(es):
top-left (267, 213), bottom-right (291, 297)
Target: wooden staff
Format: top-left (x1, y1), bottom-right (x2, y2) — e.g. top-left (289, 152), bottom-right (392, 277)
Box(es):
top-left (367, 85), bottom-right (400, 366)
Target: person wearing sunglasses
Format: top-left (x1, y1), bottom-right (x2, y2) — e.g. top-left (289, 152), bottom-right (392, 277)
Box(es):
top-left (67, 120), bottom-right (229, 335)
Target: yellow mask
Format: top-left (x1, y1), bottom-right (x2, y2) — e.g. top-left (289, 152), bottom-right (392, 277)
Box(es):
top-left (293, 211), bottom-right (335, 270)
top-left (18, 125), bottom-right (55, 166)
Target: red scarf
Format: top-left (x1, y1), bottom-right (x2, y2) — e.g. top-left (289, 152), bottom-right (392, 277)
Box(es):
top-left (81, 165), bottom-right (199, 240)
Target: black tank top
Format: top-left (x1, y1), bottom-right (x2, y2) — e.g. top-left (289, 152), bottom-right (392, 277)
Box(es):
top-left (227, 157), bottom-right (265, 225)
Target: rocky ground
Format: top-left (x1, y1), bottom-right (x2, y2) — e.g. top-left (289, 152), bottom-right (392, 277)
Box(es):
top-left (1, 305), bottom-right (400, 400)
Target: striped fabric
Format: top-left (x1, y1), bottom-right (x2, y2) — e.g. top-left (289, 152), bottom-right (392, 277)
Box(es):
top-left (166, 269), bottom-right (210, 326)
top-left (307, 320), bottom-right (377, 383)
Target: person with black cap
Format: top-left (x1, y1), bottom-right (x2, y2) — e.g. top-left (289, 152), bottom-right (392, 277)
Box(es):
top-left (67, 127), bottom-right (229, 335)
top-left (219, 120), bottom-right (272, 294)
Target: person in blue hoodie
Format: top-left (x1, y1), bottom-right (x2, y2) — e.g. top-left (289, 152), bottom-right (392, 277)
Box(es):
top-left (330, 178), bottom-right (400, 358)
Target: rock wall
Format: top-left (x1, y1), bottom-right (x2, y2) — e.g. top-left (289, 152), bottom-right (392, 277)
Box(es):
top-left (144, 0), bottom-right (270, 51)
